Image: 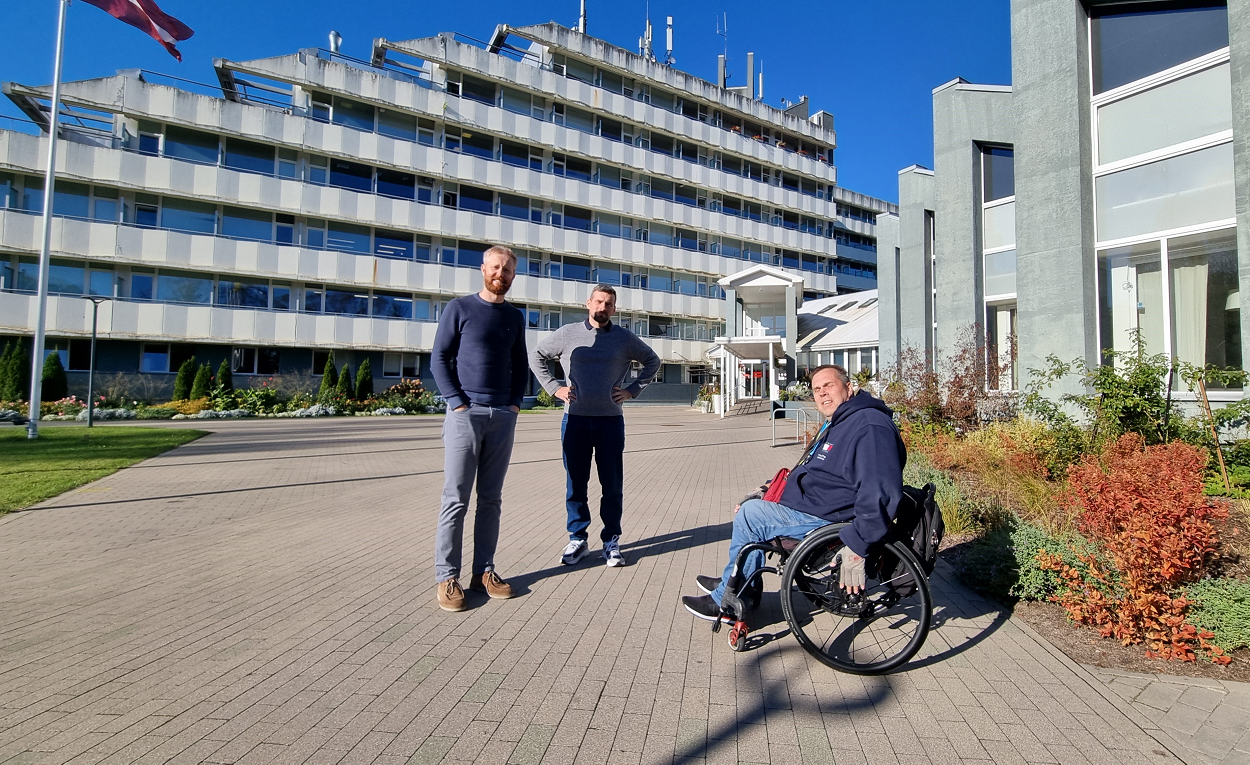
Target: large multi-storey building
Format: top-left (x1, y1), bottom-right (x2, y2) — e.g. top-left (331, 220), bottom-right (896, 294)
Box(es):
top-left (879, 0), bottom-right (1247, 404)
top-left (0, 21), bottom-right (894, 398)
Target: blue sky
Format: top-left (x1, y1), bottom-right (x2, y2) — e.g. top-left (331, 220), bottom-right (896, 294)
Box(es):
top-left (3, 1), bottom-right (1012, 203)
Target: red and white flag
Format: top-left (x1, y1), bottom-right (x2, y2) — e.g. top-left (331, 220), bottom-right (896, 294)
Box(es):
top-left (81, 0), bottom-right (194, 61)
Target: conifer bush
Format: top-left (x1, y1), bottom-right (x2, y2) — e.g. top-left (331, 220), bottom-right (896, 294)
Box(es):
top-left (41, 352), bottom-right (68, 402)
top-left (173, 357), bottom-right (197, 400)
top-left (336, 363), bottom-right (354, 399)
top-left (355, 358), bottom-right (373, 400)
top-left (0, 342), bottom-right (14, 401)
top-left (190, 363), bottom-right (212, 400)
top-left (216, 358), bottom-right (233, 393)
top-left (317, 353), bottom-right (337, 401)
top-left (4, 342), bottom-right (31, 402)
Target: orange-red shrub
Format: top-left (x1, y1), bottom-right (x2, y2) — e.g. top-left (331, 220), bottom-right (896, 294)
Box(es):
top-left (1040, 434), bottom-right (1231, 663)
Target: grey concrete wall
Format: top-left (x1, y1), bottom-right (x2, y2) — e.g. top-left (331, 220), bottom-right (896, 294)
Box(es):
top-left (1230, 0), bottom-right (1250, 374)
top-left (931, 81), bottom-right (1014, 356)
top-left (896, 167), bottom-right (936, 363)
top-left (1012, 0), bottom-right (1099, 395)
top-left (875, 212), bottom-right (901, 368)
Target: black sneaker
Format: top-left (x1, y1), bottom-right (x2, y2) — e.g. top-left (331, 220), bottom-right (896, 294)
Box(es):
top-left (696, 575), bottom-right (722, 594)
top-left (682, 594), bottom-right (736, 624)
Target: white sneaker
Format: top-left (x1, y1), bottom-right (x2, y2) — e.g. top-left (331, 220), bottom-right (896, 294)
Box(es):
top-left (561, 538), bottom-right (589, 565)
top-left (603, 536), bottom-right (626, 568)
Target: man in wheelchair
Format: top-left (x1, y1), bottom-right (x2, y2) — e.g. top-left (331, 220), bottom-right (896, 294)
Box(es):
top-left (683, 364), bottom-right (907, 624)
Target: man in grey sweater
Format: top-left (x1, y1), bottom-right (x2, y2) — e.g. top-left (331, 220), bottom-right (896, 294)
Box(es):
top-left (529, 285), bottom-right (661, 567)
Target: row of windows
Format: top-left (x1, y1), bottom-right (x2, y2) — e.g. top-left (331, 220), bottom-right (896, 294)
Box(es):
top-left (0, 173), bottom-right (872, 279)
top-left (121, 120), bottom-right (846, 238)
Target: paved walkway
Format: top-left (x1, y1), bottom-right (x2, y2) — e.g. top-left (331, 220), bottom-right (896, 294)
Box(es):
top-left (0, 409), bottom-right (1196, 764)
top-left (1090, 668), bottom-right (1250, 765)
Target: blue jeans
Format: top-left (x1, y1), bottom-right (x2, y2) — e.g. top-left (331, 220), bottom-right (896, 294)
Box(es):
top-left (710, 499), bottom-right (830, 605)
top-left (562, 414), bottom-right (625, 542)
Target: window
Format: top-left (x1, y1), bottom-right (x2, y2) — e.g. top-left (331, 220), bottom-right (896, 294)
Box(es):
top-left (47, 260), bottom-right (85, 295)
top-left (221, 206), bottom-right (272, 241)
top-left (328, 159), bottom-right (373, 193)
top-left (326, 222), bottom-right (371, 254)
top-left (223, 138), bottom-right (275, 175)
top-left (217, 278), bottom-right (269, 308)
top-left (383, 352), bottom-right (420, 377)
top-left (304, 285), bottom-right (323, 313)
top-left (161, 199), bottom-right (217, 234)
top-left (458, 185), bottom-right (494, 214)
top-left (564, 106), bottom-right (595, 134)
top-left (53, 181), bottom-right (89, 218)
top-left (88, 267), bottom-right (114, 297)
top-left (378, 109), bottom-right (417, 141)
top-left (157, 271), bottom-right (213, 304)
top-left (91, 187), bottom-right (118, 222)
top-left (163, 126), bottom-right (218, 164)
top-left (141, 343), bottom-right (170, 373)
top-left (232, 347), bottom-right (256, 375)
top-left (460, 74), bottom-right (496, 106)
top-left (130, 270), bottom-right (154, 300)
top-left (460, 131), bottom-right (494, 160)
top-left (276, 214), bottom-right (295, 244)
top-left (376, 168), bottom-right (416, 200)
top-left (499, 194), bottom-right (530, 221)
top-left (983, 202), bottom-right (1016, 251)
top-left (985, 250), bottom-right (1017, 298)
top-left (501, 141), bottom-right (530, 168)
top-left (982, 147), bottom-right (1014, 202)
top-left (1091, 2), bottom-right (1228, 94)
top-left (373, 292), bottom-right (413, 319)
top-left (272, 284), bottom-right (290, 310)
top-left (1097, 63), bottom-right (1231, 165)
top-left (324, 289), bottom-right (369, 316)
top-left (278, 148), bottom-right (298, 178)
top-left (1095, 142), bottom-right (1234, 241)
top-left (564, 206), bottom-right (593, 232)
top-left (457, 241), bottom-right (488, 268)
top-left (501, 88), bottom-right (531, 115)
top-left (374, 229), bottom-right (414, 260)
top-left (332, 96), bottom-right (375, 131)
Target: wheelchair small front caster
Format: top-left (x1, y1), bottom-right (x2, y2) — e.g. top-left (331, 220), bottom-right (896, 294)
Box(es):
top-left (728, 621), bottom-right (749, 651)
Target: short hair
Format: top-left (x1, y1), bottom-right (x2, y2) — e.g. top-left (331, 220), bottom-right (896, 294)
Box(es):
top-left (590, 284), bottom-right (617, 300)
top-left (809, 364), bottom-right (850, 384)
top-left (483, 245), bottom-right (516, 264)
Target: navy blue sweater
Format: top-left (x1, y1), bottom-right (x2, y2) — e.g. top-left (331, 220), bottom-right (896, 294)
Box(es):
top-left (431, 294), bottom-right (528, 411)
top-left (778, 391), bottom-right (907, 557)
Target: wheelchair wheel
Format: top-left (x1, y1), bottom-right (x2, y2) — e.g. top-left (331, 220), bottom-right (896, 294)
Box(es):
top-left (780, 525), bottom-right (932, 675)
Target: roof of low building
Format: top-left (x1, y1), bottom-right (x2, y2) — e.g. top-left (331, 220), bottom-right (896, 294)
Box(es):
top-left (796, 290), bottom-right (878, 351)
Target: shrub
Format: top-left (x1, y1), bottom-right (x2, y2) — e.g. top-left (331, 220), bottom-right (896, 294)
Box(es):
top-left (881, 326), bottom-right (1006, 432)
top-left (135, 405), bottom-right (178, 420)
top-left (1184, 578), bottom-right (1250, 653)
top-left (336, 363), bottom-right (354, 400)
top-left (190, 363), bottom-right (212, 400)
top-left (40, 352), bottom-right (68, 402)
top-left (236, 384), bottom-right (282, 414)
top-left (355, 358), bottom-right (373, 400)
top-left (536, 388), bottom-right (559, 408)
top-left (173, 357), bottom-right (197, 400)
top-left (169, 397), bottom-right (210, 415)
top-left (380, 379), bottom-right (435, 410)
top-left (318, 353), bottom-right (337, 401)
top-left (0, 342), bottom-right (13, 401)
top-left (216, 358), bottom-right (233, 393)
top-left (1040, 434), bottom-right (1230, 663)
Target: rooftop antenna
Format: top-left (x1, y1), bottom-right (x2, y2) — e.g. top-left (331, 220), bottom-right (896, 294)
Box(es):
top-left (715, 12), bottom-right (729, 88)
top-left (639, 3), bottom-right (655, 61)
top-left (664, 15), bottom-right (675, 65)
top-left (578, 0), bottom-right (587, 34)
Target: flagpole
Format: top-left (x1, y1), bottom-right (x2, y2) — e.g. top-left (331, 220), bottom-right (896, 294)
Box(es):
top-left (27, 0), bottom-right (70, 440)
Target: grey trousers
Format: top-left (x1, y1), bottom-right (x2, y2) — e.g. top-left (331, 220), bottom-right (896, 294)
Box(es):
top-left (435, 405), bottom-right (518, 583)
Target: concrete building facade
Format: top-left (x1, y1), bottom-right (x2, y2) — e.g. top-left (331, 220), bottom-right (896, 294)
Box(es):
top-left (0, 20), bottom-right (894, 399)
top-left (880, 0), bottom-right (1247, 401)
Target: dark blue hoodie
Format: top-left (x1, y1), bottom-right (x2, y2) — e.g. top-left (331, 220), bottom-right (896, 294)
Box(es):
top-left (778, 390), bottom-right (907, 557)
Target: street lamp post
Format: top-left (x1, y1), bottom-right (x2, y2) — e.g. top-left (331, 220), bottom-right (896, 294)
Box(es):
top-left (85, 296), bottom-right (109, 428)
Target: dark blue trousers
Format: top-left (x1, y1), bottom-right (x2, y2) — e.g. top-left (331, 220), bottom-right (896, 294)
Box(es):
top-left (561, 414), bottom-right (626, 542)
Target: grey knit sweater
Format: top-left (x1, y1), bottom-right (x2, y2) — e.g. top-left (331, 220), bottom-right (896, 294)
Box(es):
top-left (529, 321), bottom-right (661, 416)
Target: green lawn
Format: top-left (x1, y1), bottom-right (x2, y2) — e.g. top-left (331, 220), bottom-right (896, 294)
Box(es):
top-left (0, 426), bottom-right (205, 514)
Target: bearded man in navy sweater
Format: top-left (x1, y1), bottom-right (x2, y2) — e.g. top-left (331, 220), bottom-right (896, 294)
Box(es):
top-left (431, 246), bottom-right (528, 612)
top-left (683, 364), bottom-right (907, 622)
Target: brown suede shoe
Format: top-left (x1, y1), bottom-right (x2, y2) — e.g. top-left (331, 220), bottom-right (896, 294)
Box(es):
top-left (469, 571), bottom-right (514, 599)
top-left (437, 578), bottom-right (466, 612)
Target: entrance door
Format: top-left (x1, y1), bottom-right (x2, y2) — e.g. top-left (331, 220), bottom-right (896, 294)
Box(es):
top-left (739, 362), bottom-right (766, 398)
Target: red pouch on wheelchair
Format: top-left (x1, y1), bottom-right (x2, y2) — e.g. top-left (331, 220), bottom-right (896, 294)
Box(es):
top-left (761, 468), bottom-right (790, 503)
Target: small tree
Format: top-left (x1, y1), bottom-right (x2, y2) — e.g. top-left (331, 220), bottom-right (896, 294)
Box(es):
top-left (355, 358), bottom-right (373, 400)
top-left (190, 363), bottom-right (212, 400)
top-left (317, 352), bottom-right (337, 401)
top-left (11, 342), bottom-right (30, 402)
top-left (0, 342), bottom-right (14, 401)
top-left (336, 363), bottom-right (354, 399)
top-left (173, 356), bottom-right (197, 400)
top-left (216, 358), bottom-right (234, 393)
top-left (41, 352), bottom-right (69, 402)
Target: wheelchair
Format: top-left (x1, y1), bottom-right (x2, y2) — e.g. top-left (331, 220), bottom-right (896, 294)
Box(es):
top-left (712, 520), bottom-right (933, 675)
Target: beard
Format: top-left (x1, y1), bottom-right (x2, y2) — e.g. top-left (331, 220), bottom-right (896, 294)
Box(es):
top-left (484, 275), bottom-right (512, 296)
top-left (591, 311), bottom-right (611, 324)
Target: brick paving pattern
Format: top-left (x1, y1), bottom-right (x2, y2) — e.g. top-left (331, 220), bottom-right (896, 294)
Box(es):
top-left (1090, 668), bottom-right (1250, 765)
top-left (0, 410), bottom-right (1194, 763)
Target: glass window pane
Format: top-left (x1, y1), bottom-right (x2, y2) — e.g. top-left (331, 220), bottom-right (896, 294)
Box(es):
top-left (459, 186), bottom-right (494, 214)
top-left (373, 292), bottom-right (413, 319)
top-left (326, 222), bottom-right (371, 253)
top-left (461, 131), bottom-right (494, 159)
top-left (217, 278), bottom-right (268, 307)
top-left (47, 261), bottom-right (84, 294)
top-left (982, 147), bottom-right (1014, 202)
top-left (376, 168), bottom-right (415, 199)
top-left (161, 199), bottom-right (217, 234)
top-left (332, 97), bottom-right (375, 131)
top-left (374, 229), bottom-right (414, 260)
top-left (130, 272), bottom-right (153, 300)
top-left (272, 286), bottom-right (290, 310)
top-left (1095, 143), bottom-right (1234, 242)
top-left (164, 126), bottom-right (219, 164)
top-left (92, 188), bottom-right (118, 222)
top-left (232, 347), bottom-right (256, 374)
top-left (324, 289), bottom-right (369, 315)
top-left (500, 194), bottom-right (529, 221)
top-left (1097, 63), bottom-right (1231, 165)
top-left (258, 348), bottom-right (280, 375)
top-left (157, 271), bottom-right (213, 304)
top-left (458, 241), bottom-right (487, 268)
top-left (89, 269), bottom-right (114, 296)
top-left (1098, 240), bottom-right (1165, 360)
top-left (1091, 3), bottom-right (1228, 94)
top-left (384, 353), bottom-right (401, 377)
top-left (141, 344), bottom-right (170, 373)
top-left (983, 201), bottom-right (1016, 251)
top-left (564, 206), bottom-right (593, 232)
top-left (460, 75), bottom-right (496, 106)
top-left (984, 249), bottom-right (1017, 297)
top-left (328, 159), bottom-right (373, 192)
top-left (501, 88), bottom-right (530, 115)
top-left (648, 270), bottom-right (673, 292)
top-left (1169, 228), bottom-right (1240, 384)
top-left (223, 138), bottom-right (275, 174)
top-left (378, 109), bottom-right (417, 141)
top-left (221, 206), bottom-right (272, 241)
top-left (53, 181), bottom-right (90, 218)
top-left (564, 257), bottom-right (592, 282)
